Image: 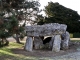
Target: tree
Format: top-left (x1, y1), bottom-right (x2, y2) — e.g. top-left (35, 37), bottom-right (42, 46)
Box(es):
top-left (0, 0), bottom-right (40, 44)
top-left (35, 14), bottom-right (45, 25)
top-left (38, 2), bottom-right (80, 33)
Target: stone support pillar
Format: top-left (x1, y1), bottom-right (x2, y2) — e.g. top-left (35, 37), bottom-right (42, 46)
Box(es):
top-left (24, 36), bottom-right (33, 52)
top-left (34, 37), bottom-right (43, 49)
top-left (61, 31), bottom-right (70, 50)
top-left (48, 36), bottom-right (54, 49)
top-left (52, 35), bottom-right (61, 52)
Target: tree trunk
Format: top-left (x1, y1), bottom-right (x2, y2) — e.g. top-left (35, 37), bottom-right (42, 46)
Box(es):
top-left (1, 38), bottom-right (4, 47)
top-left (13, 34), bottom-right (21, 43)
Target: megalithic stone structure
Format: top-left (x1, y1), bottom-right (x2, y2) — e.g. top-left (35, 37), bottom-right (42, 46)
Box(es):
top-left (24, 23), bottom-right (67, 52)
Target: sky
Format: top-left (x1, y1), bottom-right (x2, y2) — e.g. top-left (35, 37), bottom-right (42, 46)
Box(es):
top-left (39, 0), bottom-right (80, 16)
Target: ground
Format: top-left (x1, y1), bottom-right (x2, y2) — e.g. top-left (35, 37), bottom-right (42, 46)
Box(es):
top-left (7, 37), bottom-right (80, 57)
top-left (11, 42), bottom-right (79, 57)
top-left (0, 37), bottom-right (79, 60)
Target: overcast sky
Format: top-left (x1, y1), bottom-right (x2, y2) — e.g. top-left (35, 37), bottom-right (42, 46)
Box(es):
top-left (39, 0), bottom-right (80, 15)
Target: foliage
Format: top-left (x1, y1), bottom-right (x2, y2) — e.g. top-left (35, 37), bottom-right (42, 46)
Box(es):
top-left (0, 0), bottom-right (40, 44)
top-left (73, 33), bottom-right (80, 38)
top-left (70, 33), bottom-right (73, 38)
top-left (38, 2), bottom-right (80, 33)
top-left (36, 14), bottom-right (45, 25)
top-left (0, 39), bottom-right (9, 47)
top-left (0, 42), bottom-right (38, 60)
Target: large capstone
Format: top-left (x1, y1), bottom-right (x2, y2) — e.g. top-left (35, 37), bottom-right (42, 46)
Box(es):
top-left (25, 23), bottom-right (67, 36)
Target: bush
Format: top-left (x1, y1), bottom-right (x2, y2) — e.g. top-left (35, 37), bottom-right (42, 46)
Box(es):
top-left (70, 33), bottom-right (73, 38)
top-left (0, 39), bottom-right (9, 47)
top-left (73, 33), bottom-right (80, 38)
top-left (0, 40), bottom-right (2, 47)
top-left (70, 33), bottom-right (80, 38)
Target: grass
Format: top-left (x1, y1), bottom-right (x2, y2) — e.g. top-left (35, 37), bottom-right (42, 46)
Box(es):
top-left (0, 42), bottom-right (51, 60)
top-left (0, 39), bottom-right (80, 60)
top-left (0, 42), bottom-right (34, 60)
top-left (0, 42), bottom-right (25, 60)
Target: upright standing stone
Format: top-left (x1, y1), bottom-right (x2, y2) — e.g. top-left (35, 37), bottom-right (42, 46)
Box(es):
top-left (61, 31), bottom-right (70, 50)
top-left (24, 36), bottom-right (33, 52)
top-left (52, 35), bottom-right (61, 52)
top-left (49, 36), bottom-right (54, 49)
top-left (33, 37), bottom-right (43, 49)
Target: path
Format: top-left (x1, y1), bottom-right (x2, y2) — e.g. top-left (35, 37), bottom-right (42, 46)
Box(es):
top-left (44, 51), bottom-right (80, 60)
top-left (24, 49), bottom-right (80, 60)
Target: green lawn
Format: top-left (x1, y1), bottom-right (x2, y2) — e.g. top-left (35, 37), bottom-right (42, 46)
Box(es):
top-left (0, 42), bottom-right (23, 60)
top-left (0, 42), bottom-right (37, 60)
top-left (0, 39), bottom-right (80, 60)
top-left (0, 42), bottom-right (51, 60)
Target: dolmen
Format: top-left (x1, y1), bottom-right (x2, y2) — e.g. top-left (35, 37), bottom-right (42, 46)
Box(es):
top-left (24, 23), bottom-right (70, 52)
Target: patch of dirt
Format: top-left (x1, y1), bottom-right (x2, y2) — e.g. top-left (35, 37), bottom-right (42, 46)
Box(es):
top-left (11, 41), bottom-right (80, 57)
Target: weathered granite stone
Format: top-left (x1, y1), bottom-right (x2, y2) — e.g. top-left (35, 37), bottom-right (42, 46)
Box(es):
top-left (24, 37), bottom-right (33, 52)
top-left (25, 23), bottom-right (67, 36)
top-left (61, 31), bottom-right (70, 50)
top-left (48, 36), bottom-right (54, 49)
top-left (33, 37), bottom-right (43, 49)
top-left (52, 35), bottom-right (61, 52)
top-left (24, 23), bottom-right (67, 52)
